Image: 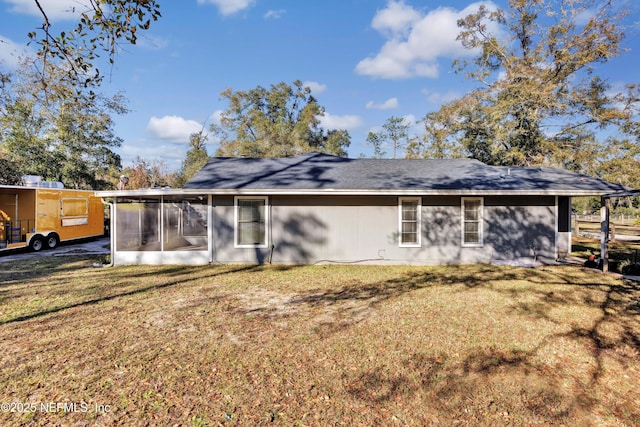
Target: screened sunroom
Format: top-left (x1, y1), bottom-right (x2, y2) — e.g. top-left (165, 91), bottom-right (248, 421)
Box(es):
top-left (108, 193), bottom-right (211, 265)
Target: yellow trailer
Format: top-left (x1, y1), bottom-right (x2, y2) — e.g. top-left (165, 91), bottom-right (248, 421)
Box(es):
top-left (0, 182), bottom-right (105, 252)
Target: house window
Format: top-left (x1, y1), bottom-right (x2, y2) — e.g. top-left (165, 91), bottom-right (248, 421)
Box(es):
top-left (462, 197), bottom-right (483, 246)
top-left (235, 196), bottom-right (268, 247)
top-left (399, 197), bottom-right (421, 247)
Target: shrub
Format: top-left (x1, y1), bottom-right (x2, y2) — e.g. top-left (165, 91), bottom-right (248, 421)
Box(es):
top-left (620, 261), bottom-right (640, 275)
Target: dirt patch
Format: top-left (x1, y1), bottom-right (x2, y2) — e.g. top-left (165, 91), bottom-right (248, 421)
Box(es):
top-left (234, 289), bottom-right (299, 317)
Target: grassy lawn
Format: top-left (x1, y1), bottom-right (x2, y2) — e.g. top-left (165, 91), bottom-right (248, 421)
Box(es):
top-left (0, 256), bottom-right (639, 426)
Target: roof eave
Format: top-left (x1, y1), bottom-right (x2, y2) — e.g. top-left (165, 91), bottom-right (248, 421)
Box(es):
top-left (602, 189), bottom-right (640, 198)
top-left (96, 188), bottom-right (619, 198)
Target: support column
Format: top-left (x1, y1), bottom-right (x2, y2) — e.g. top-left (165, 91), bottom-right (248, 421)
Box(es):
top-left (208, 194), bottom-right (214, 264)
top-left (600, 197), bottom-right (610, 273)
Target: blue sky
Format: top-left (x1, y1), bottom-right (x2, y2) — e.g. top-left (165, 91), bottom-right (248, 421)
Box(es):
top-left (1, 0), bottom-right (639, 171)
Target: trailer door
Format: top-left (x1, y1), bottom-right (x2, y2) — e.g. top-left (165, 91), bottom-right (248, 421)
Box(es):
top-left (0, 193), bottom-right (17, 244)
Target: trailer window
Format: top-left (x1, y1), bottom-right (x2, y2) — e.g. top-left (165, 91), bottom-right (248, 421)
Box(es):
top-left (61, 198), bottom-right (89, 226)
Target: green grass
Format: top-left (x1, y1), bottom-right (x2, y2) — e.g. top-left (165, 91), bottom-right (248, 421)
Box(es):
top-left (0, 256), bottom-right (639, 426)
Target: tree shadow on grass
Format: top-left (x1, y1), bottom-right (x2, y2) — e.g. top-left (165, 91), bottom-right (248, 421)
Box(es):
top-left (3, 255), bottom-right (639, 419)
top-left (290, 266), bottom-right (521, 309)
top-left (285, 266), bottom-right (640, 425)
top-left (0, 263), bottom-right (301, 325)
top-left (346, 347), bottom-right (577, 425)
top-left (0, 255), bottom-right (102, 286)
top-left (2, 259), bottom-right (638, 424)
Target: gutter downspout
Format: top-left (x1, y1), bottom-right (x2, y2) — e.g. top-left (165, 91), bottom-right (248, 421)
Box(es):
top-left (99, 198), bottom-right (115, 267)
top-left (208, 195), bottom-right (214, 264)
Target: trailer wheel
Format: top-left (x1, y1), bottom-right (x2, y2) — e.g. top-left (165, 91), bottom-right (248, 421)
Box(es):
top-left (46, 233), bottom-right (60, 249)
top-left (30, 236), bottom-right (45, 252)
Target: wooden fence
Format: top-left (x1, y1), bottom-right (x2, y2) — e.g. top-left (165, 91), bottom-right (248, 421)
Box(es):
top-left (575, 214), bottom-right (639, 224)
top-left (573, 215), bottom-right (640, 240)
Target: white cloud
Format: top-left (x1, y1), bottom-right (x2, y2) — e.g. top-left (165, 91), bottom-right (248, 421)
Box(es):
top-left (371, 0), bottom-right (421, 37)
top-left (402, 114), bottom-right (422, 135)
top-left (146, 115), bottom-right (205, 143)
top-left (356, 1), bottom-right (497, 79)
top-left (318, 112), bottom-right (363, 131)
top-left (574, 8), bottom-right (597, 26)
top-left (197, 0), bottom-right (254, 16)
top-left (366, 97), bottom-right (399, 110)
top-left (210, 110), bottom-right (224, 125)
top-left (264, 9), bottom-right (286, 19)
top-left (3, 0), bottom-right (89, 21)
top-left (0, 36), bottom-right (31, 70)
top-left (421, 88), bottom-right (460, 105)
top-left (122, 111), bottom-right (219, 170)
top-left (303, 80), bottom-right (327, 94)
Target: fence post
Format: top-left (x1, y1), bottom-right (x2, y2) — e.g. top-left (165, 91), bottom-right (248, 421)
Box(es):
top-left (600, 197), bottom-right (610, 273)
top-left (610, 222), bottom-right (615, 241)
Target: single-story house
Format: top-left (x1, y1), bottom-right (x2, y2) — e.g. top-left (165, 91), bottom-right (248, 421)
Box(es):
top-left (96, 152), bottom-right (628, 266)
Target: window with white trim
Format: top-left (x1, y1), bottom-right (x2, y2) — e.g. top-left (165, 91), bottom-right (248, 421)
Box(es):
top-left (235, 196), bottom-right (268, 247)
top-left (462, 197), bottom-right (483, 246)
top-left (399, 197), bottom-right (421, 247)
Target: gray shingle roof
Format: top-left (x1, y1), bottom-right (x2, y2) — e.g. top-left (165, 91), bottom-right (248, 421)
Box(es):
top-left (183, 152), bottom-right (628, 195)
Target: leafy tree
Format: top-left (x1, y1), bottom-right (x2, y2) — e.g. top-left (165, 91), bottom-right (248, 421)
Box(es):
top-left (365, 131), bottom-right (386, 159)
top-left (121, 156), bottom-right (173, 190)
top-left (366, 116), bottom-right (413, 159)
top-left (598, 137), bottom-right (640, 209)
top-left (319, 129), bottom-right (351, 158)
top-left (0, 58), bottom-right (125, 189)
top-left (407, 104), bottom-right (466, 159)
top-left (0, 94), bottom-right (49, 176)
top-left (28, 0), bottom-right (161, 87)
top-left (420, 0), bottom-right (638, 171)
top-left (212, 80), bottom-right (350, 157)
top-left (173, 131), bottom-right (210, 187)
top-left (121, 156), bottom-right (151, 190)
top-left (0, 157), bottom-right (22, 185)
